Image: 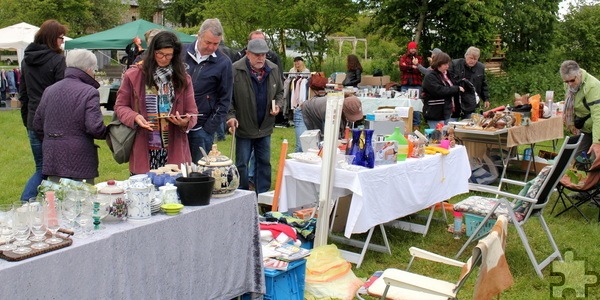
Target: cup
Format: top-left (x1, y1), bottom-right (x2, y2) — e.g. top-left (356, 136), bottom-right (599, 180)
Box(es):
top-left (545, 91), bottom-right (554, 102)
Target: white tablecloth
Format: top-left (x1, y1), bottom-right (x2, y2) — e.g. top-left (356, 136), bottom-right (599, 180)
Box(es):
top-left (0, 190), bottom-right (263, 299)
top-left (280, 146), bottom-right (470, 238)
top-left (359, 96), bottom-right (424, 114)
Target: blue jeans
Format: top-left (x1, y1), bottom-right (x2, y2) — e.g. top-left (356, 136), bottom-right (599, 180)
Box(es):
top-left (401, 85), bottom-right (423, 127)
top-left (427, 120), bottom-right (449, 129)
top-left (21, 129), bottom-right (44, 201)
top-left (215, 122), bottom-right (225, 140)
top-left (235, 136), bottom-right (271, 194)
top-left (293, 108), bottom-right (307, 152)
top-left (188, 128), bottom-right (215, 163)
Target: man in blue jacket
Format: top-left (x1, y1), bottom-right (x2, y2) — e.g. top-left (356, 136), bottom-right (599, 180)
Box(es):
top-left (184, 18), bottom-right (233, 163)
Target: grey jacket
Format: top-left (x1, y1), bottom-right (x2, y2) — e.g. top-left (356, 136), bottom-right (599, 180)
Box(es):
top-left (228, 58), bottom-right (283, 139)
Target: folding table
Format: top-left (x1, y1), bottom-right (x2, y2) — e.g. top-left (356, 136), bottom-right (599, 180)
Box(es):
top-left (279, 146), bottom-right (471, 267)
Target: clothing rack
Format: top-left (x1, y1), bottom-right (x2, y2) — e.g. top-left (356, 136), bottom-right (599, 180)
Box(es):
top-left (283, 72), bottom-right (311, 78)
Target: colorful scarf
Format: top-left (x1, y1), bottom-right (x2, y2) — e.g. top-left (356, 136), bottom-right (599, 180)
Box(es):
top-left (146, 66), bottom-right (174, 149)
top-left (563, 85), bottom-right (580, 127)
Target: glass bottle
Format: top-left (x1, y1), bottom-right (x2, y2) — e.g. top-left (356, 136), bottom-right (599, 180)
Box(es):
top-left (453, 211), bottom-right (463, 239)
top-left (363, 129), bottom-right (375, 168)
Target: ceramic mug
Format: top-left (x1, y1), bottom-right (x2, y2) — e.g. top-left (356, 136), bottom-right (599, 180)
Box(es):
top-left (159, 185), bottom-right (179, 204)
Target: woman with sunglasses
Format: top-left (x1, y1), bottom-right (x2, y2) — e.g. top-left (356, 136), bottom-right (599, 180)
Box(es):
top-left (19, 19), bottom-right (67, 202)
top-left (560, 60), bottom-right (600, 157)
top-left (115, 31), bottom-right (198, 175)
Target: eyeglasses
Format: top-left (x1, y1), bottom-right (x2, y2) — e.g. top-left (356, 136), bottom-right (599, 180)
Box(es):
top-left (564, 78), bottom-right (577, 83)
top-left (155, 51), bottom-right (174, 59)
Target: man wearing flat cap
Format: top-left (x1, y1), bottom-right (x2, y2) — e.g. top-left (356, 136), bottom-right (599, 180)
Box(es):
top-left (302, 76), bottom-right (363, 139)
top-left (227, 38), bottom-right (284, 194)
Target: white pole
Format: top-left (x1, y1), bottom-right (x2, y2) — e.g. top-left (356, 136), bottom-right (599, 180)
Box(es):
top-left (313, 92), bottom-right (344, 247)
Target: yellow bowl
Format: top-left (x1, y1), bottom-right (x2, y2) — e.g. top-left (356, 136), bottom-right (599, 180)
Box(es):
top-left (160, 203), bottom-right (184, 215)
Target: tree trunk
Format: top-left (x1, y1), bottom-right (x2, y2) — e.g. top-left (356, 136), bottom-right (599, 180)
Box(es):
top-left (414, 0), bottom-right (429, 43)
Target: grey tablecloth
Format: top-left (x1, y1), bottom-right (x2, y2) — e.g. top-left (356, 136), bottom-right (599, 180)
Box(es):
top-left (0, 190), bottom-right (264, 300)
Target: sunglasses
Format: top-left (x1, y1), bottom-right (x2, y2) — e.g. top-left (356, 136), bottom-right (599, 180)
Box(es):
top-left (564, 78), bottom-right (576, 83)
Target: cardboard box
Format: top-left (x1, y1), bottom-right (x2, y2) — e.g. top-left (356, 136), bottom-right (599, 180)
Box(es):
top-left (520, 160), bottom-right (549, 175)
top-left (10, 99), bottom-right (21, 108)
top-left (373, 140), bottom-right (398, 166)
top-left (331, 194), bottom-right (352, 233)
top-left (300, 130), bottom-right (320, 152)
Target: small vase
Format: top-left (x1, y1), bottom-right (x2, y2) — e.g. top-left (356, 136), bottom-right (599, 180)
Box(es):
top-left (348, 129), bottom-right (365, 166)
top-left (363, 129), bottom-right (375, 168)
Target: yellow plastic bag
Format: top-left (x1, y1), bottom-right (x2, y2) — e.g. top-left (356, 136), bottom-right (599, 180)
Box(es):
top-left (305, 244), bottom-right (363, 300)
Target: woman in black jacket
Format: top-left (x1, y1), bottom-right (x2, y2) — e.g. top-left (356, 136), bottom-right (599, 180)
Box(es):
top-left (19, 19), bottom-right (67, 201)
top-left (342, 54), bottom-right (362, 87)
top-left (421, 52), bottom-right (464, 129)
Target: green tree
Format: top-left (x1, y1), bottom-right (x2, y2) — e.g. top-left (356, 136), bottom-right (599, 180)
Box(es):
top-left (554, 3), bottom-right (600, 74)
top-left (499, 0), bottom-right (561, 66)
top-left (367, 0), bottom-right (503, 59)
top-left (164, 0), bottom-right (206, 27)
top-left (138, 0), bottom-right (163, 22)
top-left (284, 0), bottom-right (361, 70)
top-left (0, 0), bottom-right (125, 36)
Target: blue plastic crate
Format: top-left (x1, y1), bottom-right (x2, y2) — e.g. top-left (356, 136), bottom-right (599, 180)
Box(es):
top-left (264, 259), bottom-right (306, 300)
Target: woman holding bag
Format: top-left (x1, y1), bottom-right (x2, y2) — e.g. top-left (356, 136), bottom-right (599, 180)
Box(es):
top-left (115, 31), bottom-right (198, 175)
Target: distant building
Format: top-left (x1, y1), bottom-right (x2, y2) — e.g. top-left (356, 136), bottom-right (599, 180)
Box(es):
top-left (121, 0), bottom-right (165, 25)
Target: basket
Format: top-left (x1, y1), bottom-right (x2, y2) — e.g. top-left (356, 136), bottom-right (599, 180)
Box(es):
top-left (464, 213), bottom-right (496, 239)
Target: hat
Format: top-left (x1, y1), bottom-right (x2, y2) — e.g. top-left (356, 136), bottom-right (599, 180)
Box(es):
top-left (310, 76), bottom-right (327, 91)
top-left (429, 48), bottom-right (442, 55)
top-left (407, 41), bottom-right (418, 50)
top-left (293, 56), bottom-right (304, 62)
top-left (247, 39), bottom-right (269, 54)
top-left (343, 96), bottom-right (363, 122)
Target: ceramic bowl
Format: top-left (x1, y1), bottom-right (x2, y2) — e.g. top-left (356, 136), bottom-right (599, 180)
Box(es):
top-left (175, 175), bottom-right (215, 206)
top-left (160, 203), bottom-right (184, 215)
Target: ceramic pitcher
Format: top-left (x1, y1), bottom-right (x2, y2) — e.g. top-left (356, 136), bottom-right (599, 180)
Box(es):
top-left (126, 182), bottom-right (152, 220)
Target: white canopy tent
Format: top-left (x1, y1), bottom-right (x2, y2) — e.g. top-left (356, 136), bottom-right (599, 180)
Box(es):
top-left (0, 22), bottom-right (71, 67)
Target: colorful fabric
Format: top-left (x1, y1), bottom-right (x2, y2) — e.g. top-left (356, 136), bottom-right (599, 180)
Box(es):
top-left (146, 66), bottom-right (174, 150)
top-left (564, 86), bottom-right (578, 127)
top-left (263, 211), bottom-right (316, 241)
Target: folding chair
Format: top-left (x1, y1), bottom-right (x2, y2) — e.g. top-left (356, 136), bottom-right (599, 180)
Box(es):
top-left (551, 152), bottom-right (600, 222)
top-left (364, 215), bottom-right (512, 300)
top-left (453, 134), bottom-right (582, 278)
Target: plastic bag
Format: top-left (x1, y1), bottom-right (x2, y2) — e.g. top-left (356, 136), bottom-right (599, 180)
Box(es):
top-left (304, 244), bottom-right (363, 300)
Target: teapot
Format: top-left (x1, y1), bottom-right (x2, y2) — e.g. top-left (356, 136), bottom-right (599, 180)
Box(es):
top-left (197, 144), bottom-right (240, 197)
top-left (98, 180), bottom-right (127, 222)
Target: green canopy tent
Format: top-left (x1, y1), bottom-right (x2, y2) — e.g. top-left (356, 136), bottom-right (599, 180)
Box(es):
top-left (64, 19), bottom-right (195, 50)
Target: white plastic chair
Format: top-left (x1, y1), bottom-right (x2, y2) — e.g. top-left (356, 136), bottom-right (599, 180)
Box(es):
top-left (366, 215), bottom-right (511, 300)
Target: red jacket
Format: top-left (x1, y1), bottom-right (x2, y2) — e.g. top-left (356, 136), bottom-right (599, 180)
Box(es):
top-left (399, 53), bottom-right (423, 86)
top-left (115, 66), bottom-right (198, 174)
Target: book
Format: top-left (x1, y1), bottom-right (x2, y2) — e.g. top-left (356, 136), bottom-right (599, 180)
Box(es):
top-left (264, 240), bottom-right (311, 261)
top-left (263, 258), bottom-right (289, 271)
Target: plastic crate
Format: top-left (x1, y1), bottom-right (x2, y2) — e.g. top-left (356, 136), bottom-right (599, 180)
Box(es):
top-left (464, 213), bottom-right (496, 239)
top-left (264, 259), bottom-right (306, 300)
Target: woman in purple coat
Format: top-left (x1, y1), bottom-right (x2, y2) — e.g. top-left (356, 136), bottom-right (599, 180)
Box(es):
top-left (33, 49), bottom-right (107, 184)
top-left (115, 31), bottom-right (198, 175)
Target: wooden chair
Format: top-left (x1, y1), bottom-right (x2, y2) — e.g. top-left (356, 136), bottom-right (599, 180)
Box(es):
top-left (453, 134), bottom-right (583, 278)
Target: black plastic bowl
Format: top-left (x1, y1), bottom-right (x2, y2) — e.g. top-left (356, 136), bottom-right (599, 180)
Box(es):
top-left (175, 175), bottom-right (215, 206)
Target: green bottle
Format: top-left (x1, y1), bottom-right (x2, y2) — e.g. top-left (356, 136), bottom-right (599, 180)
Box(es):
top-left (385, 127), bottom-right (408, 161)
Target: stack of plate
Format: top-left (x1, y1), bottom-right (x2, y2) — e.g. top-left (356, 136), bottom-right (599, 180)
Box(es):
top-left (151, 197), bottom-right (162, 214)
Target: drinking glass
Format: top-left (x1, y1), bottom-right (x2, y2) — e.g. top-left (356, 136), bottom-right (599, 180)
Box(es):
top-left (28, 199), bottom-right (49, 250)
top-left (44, 197), bottom-right (63, 245)
top-left (0, 203), bottom-right (16, 251)
top-left (62, 190), bottom-right (82, 229)
top-left (75, 192), bottom-right (94, 238)
top-left (12, 202), bottom-right (32, 254)
top-left (92, 193), bottom-right (111, 230)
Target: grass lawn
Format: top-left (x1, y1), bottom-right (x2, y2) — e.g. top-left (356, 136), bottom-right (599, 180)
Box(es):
top-left (1, 109), bottom-right (599, 298)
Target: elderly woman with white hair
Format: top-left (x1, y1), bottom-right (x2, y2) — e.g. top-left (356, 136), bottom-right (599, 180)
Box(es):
top-left (33, 49), bottom-right (107, 184)
top-left (560, 60), bottom-right (600, 157)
